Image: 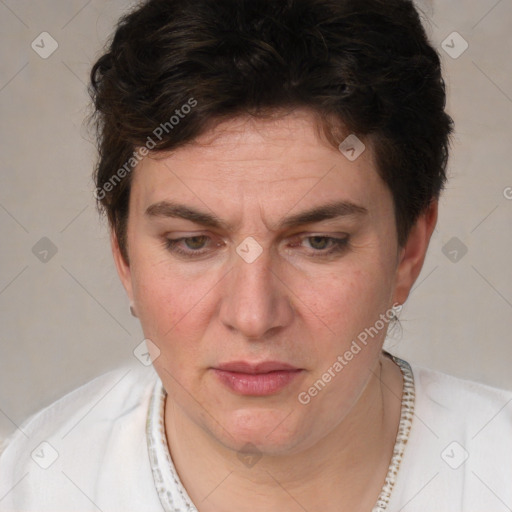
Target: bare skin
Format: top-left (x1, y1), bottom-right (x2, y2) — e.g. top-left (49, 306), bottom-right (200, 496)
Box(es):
top-left (112, 109), bottom-right (437, 511)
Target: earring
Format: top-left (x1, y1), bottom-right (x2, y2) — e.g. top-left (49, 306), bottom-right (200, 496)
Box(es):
top-left (130, 303), bottom-right (138, 317)
top-left (390, 303), bottom-right (402, 321)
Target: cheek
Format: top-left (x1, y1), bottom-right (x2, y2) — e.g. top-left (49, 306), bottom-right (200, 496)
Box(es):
top-left (129, 257), bottom-right (217, 364)
top-left (292, 264), bottom-right (395, 422)
top-left (301, 259), bottom-right (395, 342)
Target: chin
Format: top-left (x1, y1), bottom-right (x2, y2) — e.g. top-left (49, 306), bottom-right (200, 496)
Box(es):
top-left (216, 409), bottom-right (309, 456)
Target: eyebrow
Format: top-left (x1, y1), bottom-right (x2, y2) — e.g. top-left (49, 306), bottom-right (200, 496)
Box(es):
top-left (145, 200), bottom-right (368, 231)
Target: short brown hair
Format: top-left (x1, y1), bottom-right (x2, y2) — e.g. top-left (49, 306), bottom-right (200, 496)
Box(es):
top-left (89, 0), bottom-right (454, 262)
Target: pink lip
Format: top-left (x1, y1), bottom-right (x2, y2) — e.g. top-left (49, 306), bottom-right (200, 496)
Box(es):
top-left (215, 360), bottom-right (300, 373)
top-left (212, 361), bottom-right (303, 396)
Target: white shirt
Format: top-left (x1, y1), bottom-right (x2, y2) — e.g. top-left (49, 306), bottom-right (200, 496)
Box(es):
top-left (0, 354), bottom-right (511, 512)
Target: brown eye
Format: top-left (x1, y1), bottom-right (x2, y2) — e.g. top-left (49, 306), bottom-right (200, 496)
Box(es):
top-left (299, 236), bottom-right (350, 256)
top-left (165, 236), bottom-right (212, 257)
top-left (182, 236), bottom-right (208, 250)
top-left (307, 236), bottom-right (331, 250)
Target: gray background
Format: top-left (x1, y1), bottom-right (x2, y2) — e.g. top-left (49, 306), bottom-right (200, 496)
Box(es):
top-left (0, 0), bottom-right (511, 441)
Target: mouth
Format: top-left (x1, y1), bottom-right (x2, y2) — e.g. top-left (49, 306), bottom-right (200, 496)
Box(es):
top-left (212, 361), bottom-right (304, 396)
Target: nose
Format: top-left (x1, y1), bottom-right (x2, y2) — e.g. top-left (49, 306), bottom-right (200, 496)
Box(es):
top-left (219, 240), bottom-right (294, 341)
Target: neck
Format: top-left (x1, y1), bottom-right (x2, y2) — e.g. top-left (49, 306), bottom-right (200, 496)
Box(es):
top-left (164, 352), bottom-right (404, 512)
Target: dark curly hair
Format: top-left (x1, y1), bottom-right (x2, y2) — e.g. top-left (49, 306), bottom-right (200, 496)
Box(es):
top-left (89, 0), bottom-right (454, 262)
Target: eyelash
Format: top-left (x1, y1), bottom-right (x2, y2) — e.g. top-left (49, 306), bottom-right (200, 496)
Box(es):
top-left (164, 235), bottom-right (350, 258)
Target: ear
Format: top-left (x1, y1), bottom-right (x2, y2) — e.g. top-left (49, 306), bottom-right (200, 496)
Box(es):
top-left (392, 200), bottom-right (438, 305)
top-left (111, 230), bottom-right (134, 303)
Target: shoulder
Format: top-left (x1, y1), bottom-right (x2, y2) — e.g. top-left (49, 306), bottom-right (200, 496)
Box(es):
top-left (1, 362), bottom-right (158, 447)
top-left (0, 362), bottom-right (159, 508)
top-left (409, 360), bottom-right (512, 426)
top-left (406, 358), bottom-right (512, 444)
top-left (389, 357), bottom-right (512, 510)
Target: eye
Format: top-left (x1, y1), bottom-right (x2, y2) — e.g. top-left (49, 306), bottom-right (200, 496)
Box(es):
top-left (294, 235), bottom-right (350, 257)
top-left (164, 234), bottom-right (350, 259)
top-left (165, 235), bottom-right (213, 257)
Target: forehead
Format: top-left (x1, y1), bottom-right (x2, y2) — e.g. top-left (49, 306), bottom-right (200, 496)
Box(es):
top-left (130, 110), bottom-right (390, 221)
top-left (151, 110), bottom-right (365, 168)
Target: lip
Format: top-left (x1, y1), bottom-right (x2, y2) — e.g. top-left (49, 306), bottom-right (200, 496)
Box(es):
top-left (215, 360), bottom-right (300, 374)
top-left (212, 361), bottom-right (303, 396)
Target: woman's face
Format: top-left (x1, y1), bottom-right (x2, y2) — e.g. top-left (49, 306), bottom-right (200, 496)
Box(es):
top-left (113, 110), bottom-right (429, 455)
